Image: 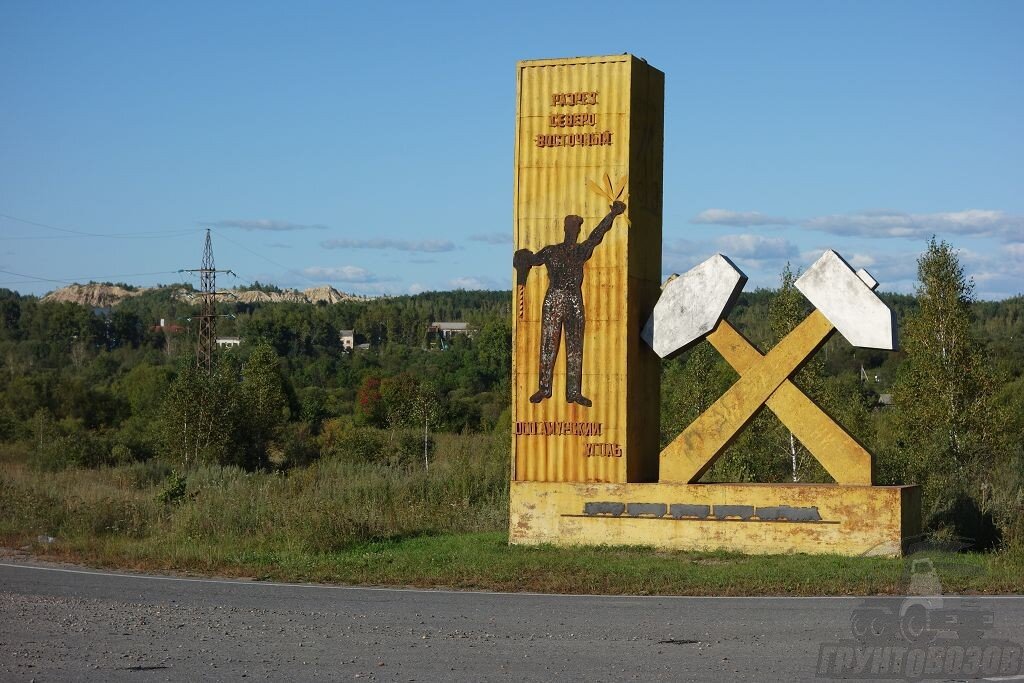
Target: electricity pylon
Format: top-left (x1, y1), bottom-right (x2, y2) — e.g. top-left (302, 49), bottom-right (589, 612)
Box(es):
top-left (181, 229), bottom-right (235, 373)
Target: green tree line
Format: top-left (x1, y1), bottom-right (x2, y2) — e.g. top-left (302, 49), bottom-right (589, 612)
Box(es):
top-left (1, 241), bottom-right (1021, 548)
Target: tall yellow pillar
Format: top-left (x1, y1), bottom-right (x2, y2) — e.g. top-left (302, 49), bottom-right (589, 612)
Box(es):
top-left (512, 55), bottom-right (664, 483)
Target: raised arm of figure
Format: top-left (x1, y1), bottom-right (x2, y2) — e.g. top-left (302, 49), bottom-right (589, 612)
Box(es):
top-left (580, 201), bottom-right (626, 258)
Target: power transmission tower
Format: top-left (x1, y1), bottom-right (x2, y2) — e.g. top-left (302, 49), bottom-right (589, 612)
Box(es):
top-left (182, 229), bottom-right (235, 373)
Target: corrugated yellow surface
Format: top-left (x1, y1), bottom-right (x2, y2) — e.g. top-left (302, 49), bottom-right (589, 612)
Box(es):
top-left (512, 55), bottom-right (663, 483)
top-left (509, 482), bottom-right (922, 557)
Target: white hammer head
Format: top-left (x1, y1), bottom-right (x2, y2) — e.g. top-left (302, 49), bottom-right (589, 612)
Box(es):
top-left (641, 254), bottom-right (747, 358)
top-left (795, 250), bottom-right (898, 350)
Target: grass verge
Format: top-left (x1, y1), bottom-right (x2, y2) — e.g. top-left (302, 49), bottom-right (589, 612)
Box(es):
top-left (8, 532), bottom-right (1024, 596)
top-left (2, 436), bottom-right (1022, 596)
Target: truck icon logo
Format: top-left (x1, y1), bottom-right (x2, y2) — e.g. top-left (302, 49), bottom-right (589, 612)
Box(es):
top-left (851, 558), bottom-right (994, 645)
top-left (816, 541), bottom-right (1021, 679)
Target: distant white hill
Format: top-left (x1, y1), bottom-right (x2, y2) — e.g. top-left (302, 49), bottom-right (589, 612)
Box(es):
top-left (42, 283), bottom-right (373, 307)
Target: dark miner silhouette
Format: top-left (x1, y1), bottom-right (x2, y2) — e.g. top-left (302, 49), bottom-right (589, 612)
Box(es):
top-left (513, 201), bottom-right (626, 407)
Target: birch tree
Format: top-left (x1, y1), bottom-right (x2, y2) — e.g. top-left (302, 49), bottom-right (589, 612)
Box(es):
top-left (892, 237), bottom-right (1007, 530)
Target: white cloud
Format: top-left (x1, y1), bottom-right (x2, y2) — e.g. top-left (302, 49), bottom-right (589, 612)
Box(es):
top-left (1000, 242), bottom-right (1024, 261)
top-left (301, 265), bottom-right (384, 283)
top-left (714, 234), bottom-right (798, 261)
top-left (321, 238), bottom-right (455, 253)
top-left (663, 238), bottom-right (702, 255)
top-left (449, 275), bottom-right (500, 290)
top-left (663, 238), bottom-right (727, 281)
top-left (952, 245), bottom-right (1024, 300)
top-left (802, 248), bottom-right (919, 291)
top-left (208, 219), bottom-right (326, 231)
top-left (801, 209), bottom-right (1022, 240)
top-left (665, 211), bottom-right (1022, 299)
top-left (842, 252), bottom-right (878, 269)
top-left (691, 209), bottom-right (791, 227)
top-left (355, 282), bottom-right (406, 296)
top-left (691, 206), bottom-right (1023, 242)
top-left (408, 283), bottom-right (426, 294)
top-left (468, 232), bottom-right (512, 245)
top-left (796, 243), bottom-right (1024, 299)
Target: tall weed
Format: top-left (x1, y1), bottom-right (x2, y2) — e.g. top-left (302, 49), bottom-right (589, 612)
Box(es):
top-left (1, 430), bottom-right (510, 553)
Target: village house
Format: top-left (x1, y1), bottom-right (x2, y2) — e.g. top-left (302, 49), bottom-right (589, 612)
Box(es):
top-left (428, 322), bottom-right (473, 339)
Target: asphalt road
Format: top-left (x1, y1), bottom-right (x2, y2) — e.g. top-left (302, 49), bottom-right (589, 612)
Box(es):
top-left (2, 558), bottom-right (1023, 682)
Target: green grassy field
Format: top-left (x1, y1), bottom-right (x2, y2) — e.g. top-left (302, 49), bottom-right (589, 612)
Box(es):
top-left (2, 437), bottom-right (1021, 596)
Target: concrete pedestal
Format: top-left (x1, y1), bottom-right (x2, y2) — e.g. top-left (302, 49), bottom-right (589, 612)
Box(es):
top-left (510, 481), bottom-right (921, 557)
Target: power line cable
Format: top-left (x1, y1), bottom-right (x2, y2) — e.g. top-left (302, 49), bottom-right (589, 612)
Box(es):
top-left (210, 229), bottom-right (296, 273)
top-left (210, 228), bottom-right (319, 285)
top-left (0, 213), bottom-right (202, 239)
top-left (0, 235), bottom-right (196, 242)
top-left (0, 267), bottom-right (182, 285)
top-left (226, 270), bottom-right (258, 289)
top-left (0, 214), bottom-right (319, 291)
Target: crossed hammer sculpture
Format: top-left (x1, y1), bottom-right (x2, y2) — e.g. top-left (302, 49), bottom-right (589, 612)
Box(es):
top-left (641, 250), bottom-right (897, 485)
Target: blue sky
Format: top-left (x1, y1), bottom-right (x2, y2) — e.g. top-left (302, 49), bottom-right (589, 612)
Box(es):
top-left (1, 1), bottom-right (1021, 300)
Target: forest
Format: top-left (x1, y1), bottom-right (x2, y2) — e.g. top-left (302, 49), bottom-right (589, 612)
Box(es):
top-left (1, 239), bottom-right (1022, 550)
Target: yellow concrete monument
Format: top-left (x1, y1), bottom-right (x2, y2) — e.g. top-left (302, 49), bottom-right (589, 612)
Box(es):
top-left (511, 54), bottom-right (663, 485)
top-left (509, 54), bottom-right (921, 557)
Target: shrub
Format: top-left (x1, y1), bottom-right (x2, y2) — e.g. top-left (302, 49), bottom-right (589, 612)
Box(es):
top-left (278, 421), bottom-right (319, 468)
top-left (31, 424), bottom-right (113, 471)
top-left (157, 470), bottom-right (188, 505)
